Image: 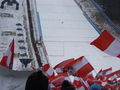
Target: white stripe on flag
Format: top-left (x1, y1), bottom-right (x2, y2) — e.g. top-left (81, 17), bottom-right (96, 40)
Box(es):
top-left (46, 67), bottom-right (54, 76)
top-left (76, 86), bottom-right (85, 90)
top-left (105, 70), bottom-right (112, 75)
top-left (73, 57), bottom-right (88, 72)
top-left (5, 47), bottom-right (12, 66)
top-left (104, 39), bottom-right (120, 56)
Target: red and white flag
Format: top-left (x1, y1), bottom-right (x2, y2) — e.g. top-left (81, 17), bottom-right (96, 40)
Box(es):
top-left (84, 73), bottom-right (94, 81)
top-left (54, 58), bottom-right (74, 74)
top-left (90, 30), bottom-right (120, 58)
top-left (0, 39), bottom-right (14, 69)
top-left (107, 70), bottom-right (120, 80)
top-left (102, 67), bottom-right (112, 76)
top-left (73, 76), bottom-right (90, 90)
top-left (96, 69), bottom-right (103, 80)
top-left (42, 64), bottom-right (55, 78)
top-left (49, 73), bottom-right (70, 89)
top-left (73, 77), bottom-right (85, 90)
top-left (96, 68), bottom-right (112, 80)
top-left (64, 56), bottom-right (94, 77)
top-left (54, 58), bottom-right (74, 69)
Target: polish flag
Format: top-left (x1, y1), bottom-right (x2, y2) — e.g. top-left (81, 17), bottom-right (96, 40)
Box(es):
top-left (90, 30), bottom-right (120, 58)
top-left (0, 39), bottom-right (14, 69)
top-left (42, 64), bottom-right (55, 78)
top-left (64, 56), bottom-right (94, 77)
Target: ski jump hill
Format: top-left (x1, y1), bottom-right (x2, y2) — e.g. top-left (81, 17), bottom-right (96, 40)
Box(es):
top-left (0, 0), bottom-right (120, 90)
top-left (36, 0), bottom-right (120, 72)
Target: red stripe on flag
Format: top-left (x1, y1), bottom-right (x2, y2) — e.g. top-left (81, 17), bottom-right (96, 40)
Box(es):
top-left (0, 56), bottom-right (9, 68)
top-left (0, 39), bottom-right (14, 69)
top-left (102, 67), bottom-right (112, 74)
top-left (63, 56), bottom-right (83, 70)
top-left (42, 64), bottom-right (50, 72)
top-left (54, 58), bottom-right (74, 69)
top-left (117, 54), bottom-right (120, 58)
top-left (73, 80), bottom-right (83, 88)
top-left (76, 63), bottom-right (94, 77)
top-left (90, 30), bottom-right (115, 51)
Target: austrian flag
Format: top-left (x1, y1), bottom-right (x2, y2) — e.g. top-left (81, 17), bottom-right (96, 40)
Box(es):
top-left (64, 56), bottom-right (94, 77)
top-left (42, 64), bottom-right (55, 78)
top-left (90, 30), bottom-right (120, 58)
top-left (0, 39), bottom-right (14, 69)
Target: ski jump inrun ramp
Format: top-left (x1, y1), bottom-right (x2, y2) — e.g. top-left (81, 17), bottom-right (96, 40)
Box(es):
top-left (36, 0), bottom-right (120, 72)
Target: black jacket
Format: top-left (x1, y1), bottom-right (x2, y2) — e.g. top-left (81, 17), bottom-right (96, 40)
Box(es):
top-left (25, 70), bottom-right (49, 90)
top-left (61, 80), bottom-right (76, 90)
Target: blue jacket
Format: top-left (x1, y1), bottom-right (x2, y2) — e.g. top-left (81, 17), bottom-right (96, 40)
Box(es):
top-left (90, 83), bottom-right (101, 90)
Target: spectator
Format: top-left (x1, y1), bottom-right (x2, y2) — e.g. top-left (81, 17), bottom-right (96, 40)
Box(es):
top-left (25, 70), bottom-right (49, 90)
top-left (1, 0), bottom-right (19, 10)
top-left (90, 83), bottom-right (101, 90)
top-left (61, 80), bottom-right (76, 90)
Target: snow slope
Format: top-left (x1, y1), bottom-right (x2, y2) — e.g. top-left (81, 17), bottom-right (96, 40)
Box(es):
top-left (36, 0), bottom-right (120, 73)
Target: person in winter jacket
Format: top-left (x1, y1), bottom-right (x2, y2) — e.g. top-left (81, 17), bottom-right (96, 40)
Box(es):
top-left (1, 0), bottom-right (19, 10)
top-left (61, 80), bottom-right (76, 90)
top-left (25, 70), bottom-right (49, 90)
top-left (90, 83), bottom-right (101, 90)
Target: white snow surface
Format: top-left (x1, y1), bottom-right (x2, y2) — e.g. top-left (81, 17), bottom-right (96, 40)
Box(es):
top-left (36, 0), bottom-right (120, 74)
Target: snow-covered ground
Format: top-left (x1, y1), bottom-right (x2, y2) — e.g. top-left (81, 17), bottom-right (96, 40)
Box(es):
top-left (36, 0), bottom-right (120, 74)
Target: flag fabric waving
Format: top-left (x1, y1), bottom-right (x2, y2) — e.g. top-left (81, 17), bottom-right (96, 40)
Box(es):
top-left (0, 39), bottom-right (14, 69)
top-left (42, 64), bottom-right (55, 78)
top-left (49, 73), bottom-right (70, 90)
top-left (64, 56), bottom-right (94, 77)
top-left (90, 30), bottom-right (120, 58)
top-left (96, 68), bottom-right (112, 80)
top-left (73, 76), bottom-right (90, 90)
top-left (102, 67), bottom-right (112, 76)
top-left (54, 58), bottom-right (74, 74)
top-left (73, 77), bottom-right (85, 90)
top-left (54, 58), bottom-right (74, 69)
